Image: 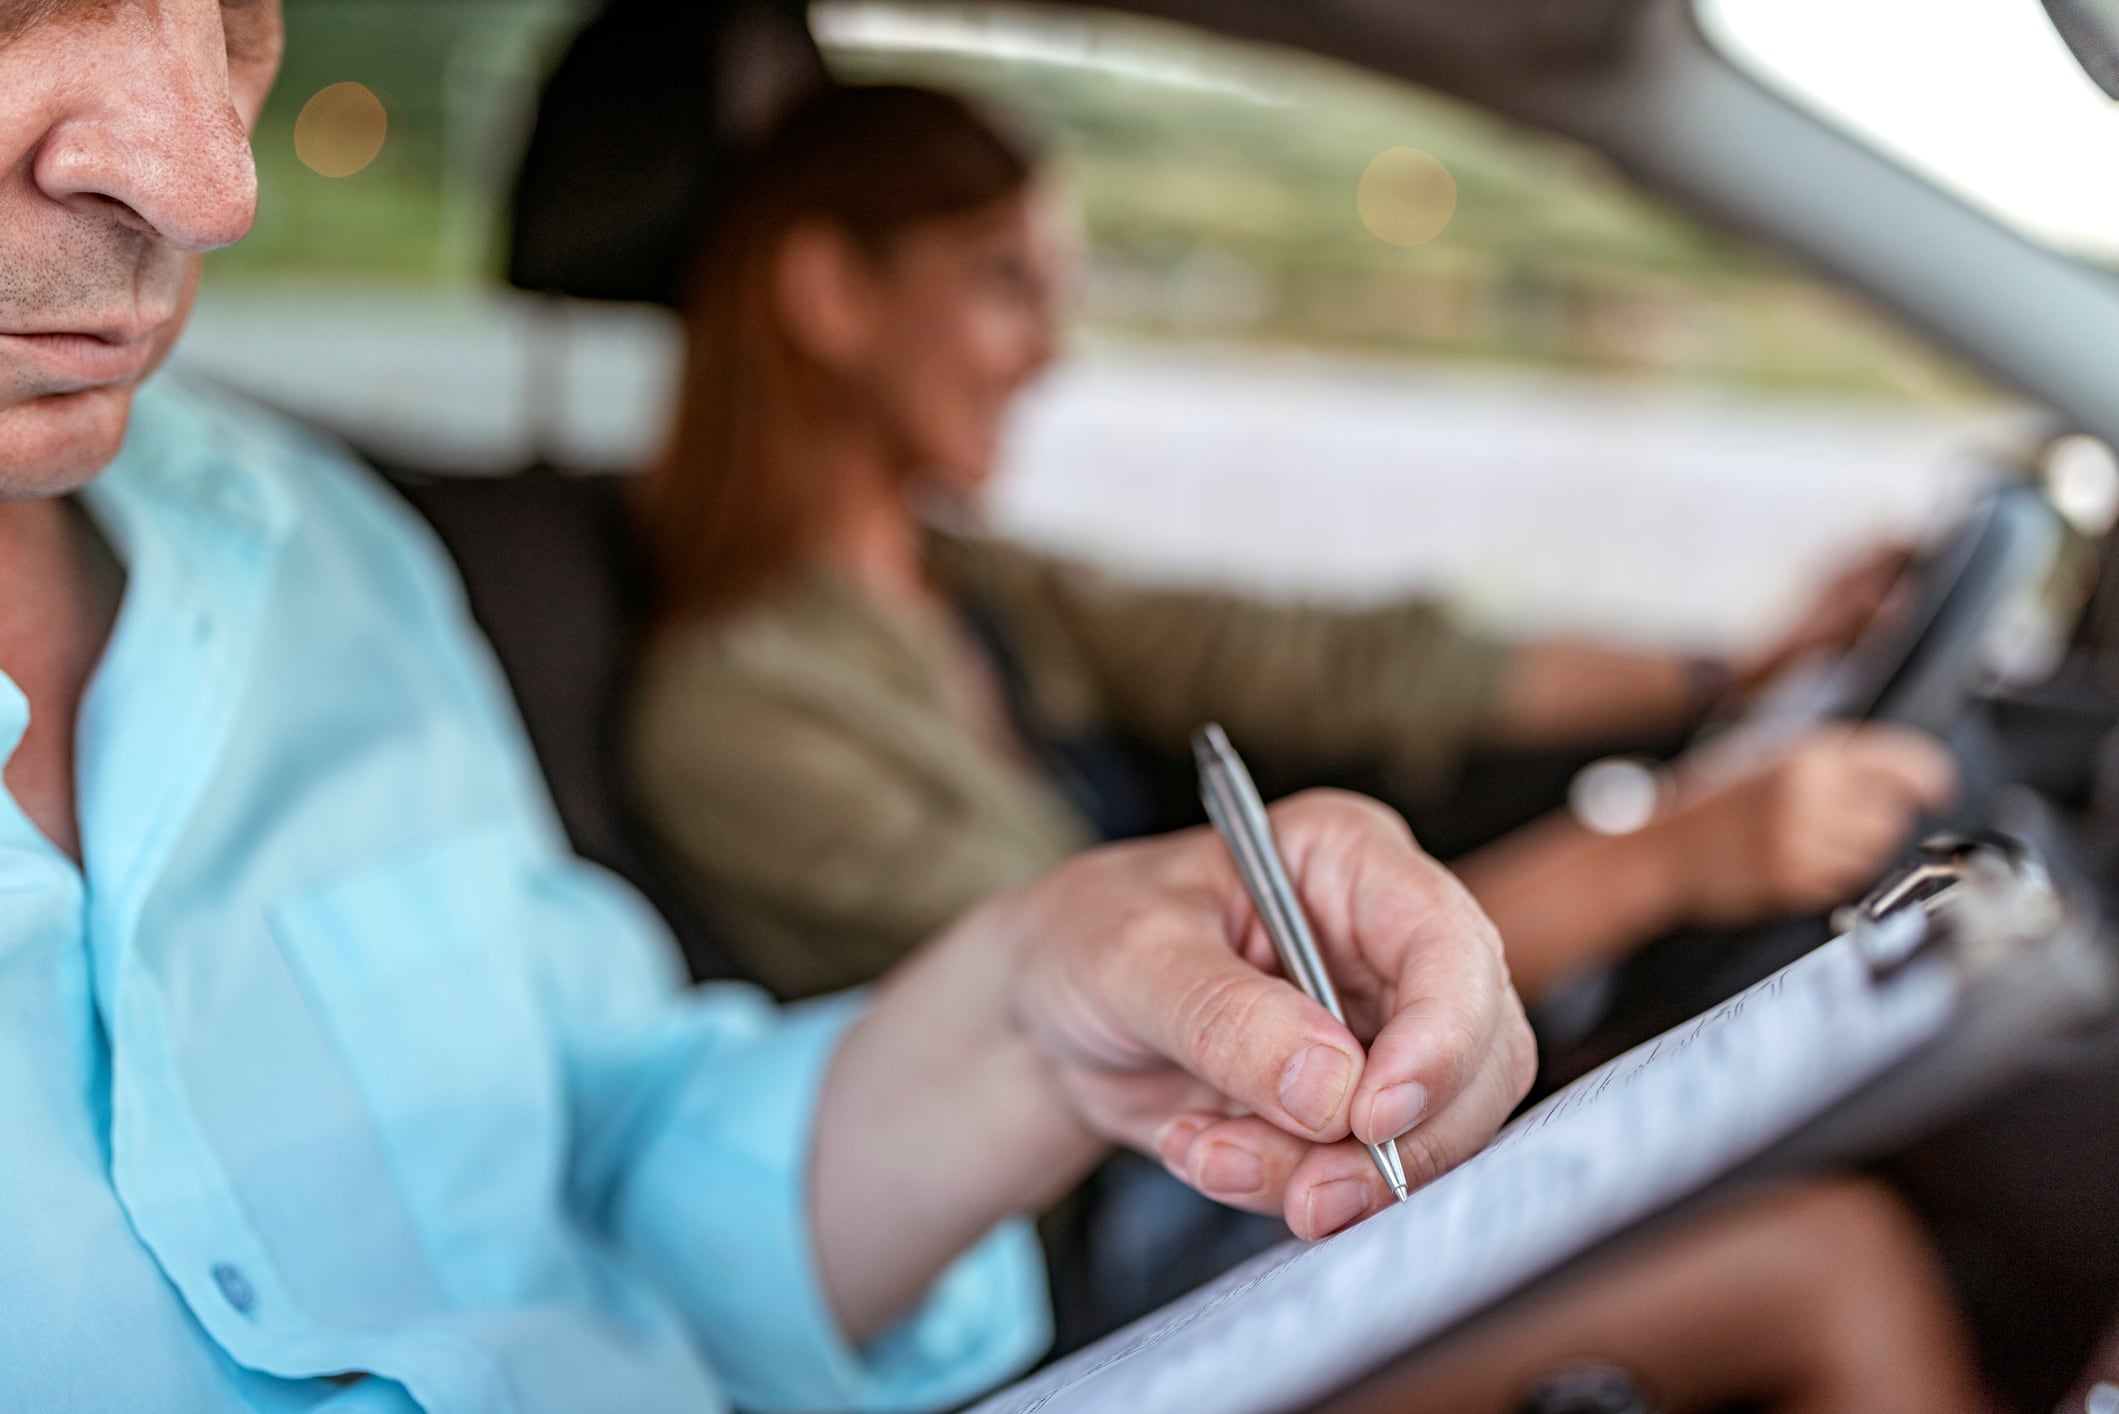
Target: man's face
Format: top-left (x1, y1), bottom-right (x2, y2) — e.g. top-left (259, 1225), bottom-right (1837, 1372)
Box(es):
top-left (0, 0), bottom-right (282, 497)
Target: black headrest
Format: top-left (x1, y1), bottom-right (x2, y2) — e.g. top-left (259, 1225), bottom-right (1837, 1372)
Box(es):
top-left (508, 0), bottom-right (825, 307)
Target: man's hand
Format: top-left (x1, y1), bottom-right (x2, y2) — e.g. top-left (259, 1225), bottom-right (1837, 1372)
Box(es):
top-left (1007, 789), bottom-right (1535, 1239)
top-left (812, 790), bottom-right (1535, 1341)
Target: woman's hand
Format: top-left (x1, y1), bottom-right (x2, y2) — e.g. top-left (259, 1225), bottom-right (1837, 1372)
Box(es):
top-left (1734, 545), bottom-right (1912, 697)
top-left (1008, 790), bottom-right (1535, 1236)
top-left (1490, 544), bottom-right (1912, 750)
top-left (813, 790), bottom-right (1535, 1341)
top-left (1457, 722), bottom-right (1955, 1005)
top-left (1647, 724), bottom-right (1957, 927)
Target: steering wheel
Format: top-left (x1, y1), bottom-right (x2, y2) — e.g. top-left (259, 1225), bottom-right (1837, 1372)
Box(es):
top-left (1708, 477), bottom-right (2065, 744)
top-left (1532, 478), bottom-right (2068, 1096)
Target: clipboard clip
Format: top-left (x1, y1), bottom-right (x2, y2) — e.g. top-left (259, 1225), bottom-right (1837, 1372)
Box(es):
top-left (1835, 832), bottom-right (2060, 981)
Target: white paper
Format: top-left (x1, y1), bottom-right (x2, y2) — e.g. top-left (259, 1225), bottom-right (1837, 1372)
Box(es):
top-left (977, 928), bottom-right (1958, 1414)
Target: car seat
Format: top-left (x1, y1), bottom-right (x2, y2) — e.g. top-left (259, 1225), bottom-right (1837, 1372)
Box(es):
top-left (383, 462), bottom-right (750, 984)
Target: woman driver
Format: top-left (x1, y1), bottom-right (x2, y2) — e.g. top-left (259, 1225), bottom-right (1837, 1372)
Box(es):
top-left (620, 83), bottom-right (1955, 1009)
top-left (614, 79), bottom-right (1985, 1412)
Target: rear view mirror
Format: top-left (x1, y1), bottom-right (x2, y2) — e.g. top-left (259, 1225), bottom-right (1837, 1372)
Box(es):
top-left (2046, 0), bottom-right (2119, 99)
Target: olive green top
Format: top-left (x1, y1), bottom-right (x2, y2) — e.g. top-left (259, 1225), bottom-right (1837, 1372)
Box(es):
top-left (624, 533), bottom-right (1508, 999)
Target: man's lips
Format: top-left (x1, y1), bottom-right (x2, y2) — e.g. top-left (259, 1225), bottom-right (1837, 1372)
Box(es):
top-left (0, 327), bottom-right (159, 390)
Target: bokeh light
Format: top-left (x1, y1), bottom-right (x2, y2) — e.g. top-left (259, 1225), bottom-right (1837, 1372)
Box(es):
top-left (2044, 433), bottom-right (2119, 537)
top-left (294, 82), bottom-right (389, 179)
top-left (1356, 146), bottom-right (1458, 247)
top-left (1569, 757), bottom-right (1667, 836)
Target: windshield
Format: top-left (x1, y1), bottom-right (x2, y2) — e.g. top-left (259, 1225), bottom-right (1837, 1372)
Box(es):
top-left (1700, 0), bottom-right (2119, 265)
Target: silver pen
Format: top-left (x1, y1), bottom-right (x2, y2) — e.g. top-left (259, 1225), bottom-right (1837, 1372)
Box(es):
top-left (1192, 723), bottom-right (1410, 1204)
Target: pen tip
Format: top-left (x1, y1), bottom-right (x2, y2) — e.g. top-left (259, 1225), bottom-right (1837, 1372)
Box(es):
top-left (1391, 1182), bottom-right (1409, 1203)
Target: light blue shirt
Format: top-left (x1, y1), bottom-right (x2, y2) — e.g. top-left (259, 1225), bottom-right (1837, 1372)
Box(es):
top-left (0, 379), bottom-right (1048, 1414)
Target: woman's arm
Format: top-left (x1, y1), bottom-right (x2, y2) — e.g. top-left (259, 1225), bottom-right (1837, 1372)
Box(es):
top-left (958, 538), bottom-right (1509, 784)
top-left (809, 790), bottom-right (1536, 1343)
top-left (1490, 546), bottom-right (1912, 751)
top-left (1456, 725), bottom-right (1958, 1003)
top-left (627, 651), bottom-right (1085, 996)
top-left (959, 537), bottom-right (1903, 785)
top-left (1451, 805), bottom-right (1689, 1002)
top-left (1489, 640), bottom-right (1704, 749)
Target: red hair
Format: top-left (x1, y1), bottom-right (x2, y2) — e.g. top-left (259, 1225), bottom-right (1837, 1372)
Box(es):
top-left (645, 84), bottom-right (1041, 622)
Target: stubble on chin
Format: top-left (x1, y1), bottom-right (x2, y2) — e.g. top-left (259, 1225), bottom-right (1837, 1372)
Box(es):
top-left (0, 386), bottom-right (136, 499)
top-left (0, 220), bottom-right (199, 500)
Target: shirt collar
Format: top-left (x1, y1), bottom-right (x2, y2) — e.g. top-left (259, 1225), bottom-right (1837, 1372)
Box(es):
top-left (83, 377), bottom-right (298, 564)
top-left (69, 375), bottom-right (299, 999)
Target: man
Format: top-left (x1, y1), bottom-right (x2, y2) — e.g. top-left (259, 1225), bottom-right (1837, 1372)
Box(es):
top-left (0, 2), bottom-right (1530, 1410)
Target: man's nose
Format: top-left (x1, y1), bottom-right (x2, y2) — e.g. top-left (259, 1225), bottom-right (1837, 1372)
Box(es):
top-left (31, 27), bottom-right (259, 254)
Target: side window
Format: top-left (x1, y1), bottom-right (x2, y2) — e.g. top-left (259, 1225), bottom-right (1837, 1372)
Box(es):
top-left (1701, 0), bottom-right (2119, 268)
top-left (223, 2), bottom-right (576, 283)
top-left (193, 1), bottom-right (2007, 645)
top-left (817, 3), bottom-right (1985, 398)
top-left (816, 4), bottom-right (2005, 644)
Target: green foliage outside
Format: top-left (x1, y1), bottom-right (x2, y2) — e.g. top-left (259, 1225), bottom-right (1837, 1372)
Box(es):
top-left (214, 0), bottom-right (1992, 402)
top-left (225, 0), bottom-right (578, 286)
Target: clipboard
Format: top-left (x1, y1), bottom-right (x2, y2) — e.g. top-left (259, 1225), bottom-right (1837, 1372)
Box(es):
top-left (974, 820), bottom-right (2118, 1414)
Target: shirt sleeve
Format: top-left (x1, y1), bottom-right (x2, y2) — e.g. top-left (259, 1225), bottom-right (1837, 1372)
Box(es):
top-left (527, 862), bottom-right (1052, 1412)
top-left (955, 536), bottom-right (1511, 788)
top-left (603, 986), bottom-right (1053, 1412)
top-left (354, 469), bottom-right (1054, 1412)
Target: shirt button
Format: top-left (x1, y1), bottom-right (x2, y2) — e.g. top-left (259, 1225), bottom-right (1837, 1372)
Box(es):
top-left (211, 1262), bottom-right (256, 1316)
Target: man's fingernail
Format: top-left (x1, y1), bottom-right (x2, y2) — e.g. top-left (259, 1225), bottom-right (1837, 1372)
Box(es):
top-left (1194, 1141), bottom-right (1266, 1198)
top-left (1303, 1178), bottom-right (1370, 1237)
top-left (1155, 1117), bottom-right (1209, 1174)
top-left (1366, 1081), bottom-right (1429, 1142)
top-left (1279, 1044), bottom-right (1354, 1134)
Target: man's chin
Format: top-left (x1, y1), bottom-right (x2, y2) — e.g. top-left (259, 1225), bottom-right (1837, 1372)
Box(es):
top-left (0, 385), bottom-right (138, 500)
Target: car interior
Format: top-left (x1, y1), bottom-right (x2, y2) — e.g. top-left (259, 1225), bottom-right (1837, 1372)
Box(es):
top-left (375, 0), bottom-right (2119, 1024)
top-left (241, 0), bottom-right (2119, 1398)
